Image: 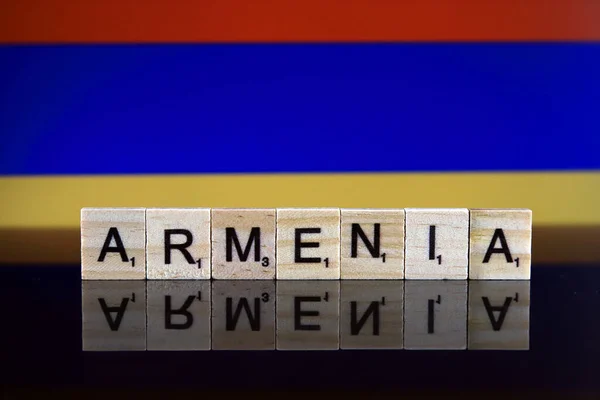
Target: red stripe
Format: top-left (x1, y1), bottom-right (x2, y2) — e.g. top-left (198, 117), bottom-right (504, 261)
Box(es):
top-left (2, 0), bottom-right (600, 43)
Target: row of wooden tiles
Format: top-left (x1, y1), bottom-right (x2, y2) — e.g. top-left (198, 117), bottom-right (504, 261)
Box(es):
top-left (83, 280), bottom-right (530, 351)
top-left (81, 207), bottom-right (532, 280)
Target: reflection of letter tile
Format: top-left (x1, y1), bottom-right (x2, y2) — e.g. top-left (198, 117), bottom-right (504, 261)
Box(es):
top-left (405, 208), bottom-right (469, 280)
top-left (147, 281), bottom-right (211, 351)
top-left (341, 281), bottom-right (404, 349)
top-left (276, 281), bottom-right (340, 350)
top-left (211, 281), bottom-right (275, 350)
top-left (404, 281), bottom-right (467, 350)
top-left (468, 281), bottom-right (530, 350)
top-left (469, 209), bottom-right (532, 280)
top-left (211, 209), bottom-right (276, 280)
top-left (81, 208), bottom-right (146, 280)
top-left (276, 208), bottom-right (340, 280)
top-left (340, 209), bottom-right (405, 280)
top-left (146, 208), bottom-right (211, 280)
top-left (82, 281), bottom-right (146, 351)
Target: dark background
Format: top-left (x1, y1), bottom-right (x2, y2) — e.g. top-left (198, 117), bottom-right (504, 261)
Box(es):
top-left (1, 264), bottom-right (598, 393)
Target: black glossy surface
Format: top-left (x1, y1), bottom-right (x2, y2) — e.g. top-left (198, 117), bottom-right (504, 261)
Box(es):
top-left (1, 265), bottom-right (599, 392)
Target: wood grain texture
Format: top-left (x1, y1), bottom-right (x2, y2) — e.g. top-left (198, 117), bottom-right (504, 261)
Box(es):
top-left (468, 281), bottom-right (530, 350)
top-left (404, 281), bottom-right (467, 350)
top-left (340, 281), bottom-right (404, 349)
top-left (276, 208), bottom-right (340, 280)
top-left (276, 281), bottom-right (340, 350)
top-left (211, 209), bottom-right (275, 280)
top-left (81, 281), bottom-right (146, 351)
top-left (146, 208), bottom-right (210, 280)
top-left (405, 208), bottom-right (469, 280)
top-left (146, 281), bottom-right (211, 351)
top-left (81, 208), bottom-right (146, 280)
top-left (340, 209), bottom-right (404, 280)
top-left (469, 209), bottom-right (532, 280)
top-left (1, 225), bottom-right (596, 265)
top-left (211, 281), bottom-right (275, 350)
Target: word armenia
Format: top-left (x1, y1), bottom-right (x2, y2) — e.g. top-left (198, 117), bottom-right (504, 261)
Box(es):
top-left (80, 208), bottom-right (532, 281)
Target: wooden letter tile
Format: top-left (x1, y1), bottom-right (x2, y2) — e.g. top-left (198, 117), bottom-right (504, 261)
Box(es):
top-left (340, 281), bottom-right (404, 349)
top-left (404, 281), bottom-right (467, 350)
top-left (211, 281), bottom-right (275, 350)
top-left (405, 208), bottom-right (469, 280)
top-left (147, 281), bottom-right (211, 351)
top-left (146, 208), bottom-right (211, 280)
top-left (211, 209), bottom-right (276, 280)
top-left (276, 281), bottom-right (340, 350)
top-left (81, 208), bottom-right (146, 280)
top-left (469, 209), bottom-right (532, 280)
top-left (468, 281), bottom-right (530, 350)
top-left (276, 208), bottom-right (340, 280)
top-left (340, 209), bottom-right (405, 280)
top-left (82, 281), bottom-right (146, 351)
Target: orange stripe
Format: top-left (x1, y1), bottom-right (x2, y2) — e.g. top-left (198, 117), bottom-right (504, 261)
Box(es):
top-left (2, 0), bottom-right (600, 43)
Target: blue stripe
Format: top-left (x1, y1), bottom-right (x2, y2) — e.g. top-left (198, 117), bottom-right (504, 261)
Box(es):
top-left (0, 44), bottom-right (599, 175)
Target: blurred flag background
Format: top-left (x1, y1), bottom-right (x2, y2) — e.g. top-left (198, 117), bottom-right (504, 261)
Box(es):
top-left (1, 0), bottom-right (599, 263)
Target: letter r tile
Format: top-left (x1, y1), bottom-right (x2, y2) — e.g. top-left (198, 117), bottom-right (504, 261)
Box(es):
top-left (146, 281), bottom-right (211, 351)
top-left (146, 208), bottom-right (211, 280)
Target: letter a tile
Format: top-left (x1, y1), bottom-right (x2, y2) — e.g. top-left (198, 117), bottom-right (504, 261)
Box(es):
top-left (276, 208), bottom-right (340, 280)
top-left (405, 208), bottom-right (469, 280)
top-left (211, 209), bottom-right (276, 280)
top-left (146, 208), bottom-right (211, 280)
top-left (340, 209), bottom-right (405, 280)
top-left (469, 209), bottom-right (532, 280)
top-left (81, 208), bottom-right (146, 280)
top-left (468, 281), bottom-right (530, 350)
top-left (82, 281), bottom-right (146, 351)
